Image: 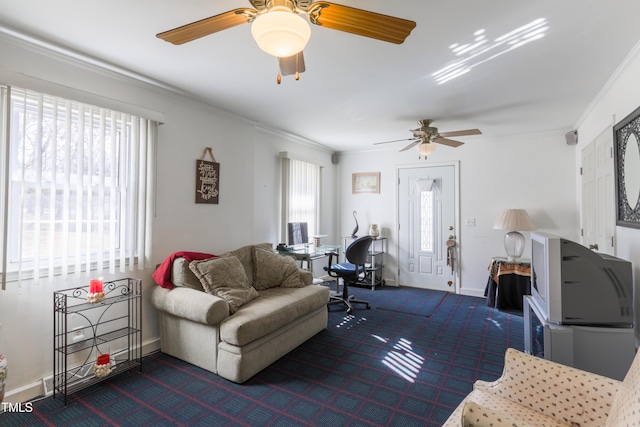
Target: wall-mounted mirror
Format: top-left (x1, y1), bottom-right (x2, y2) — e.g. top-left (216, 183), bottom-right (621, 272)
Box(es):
top-left (614, 105), bottom-right (640, 228)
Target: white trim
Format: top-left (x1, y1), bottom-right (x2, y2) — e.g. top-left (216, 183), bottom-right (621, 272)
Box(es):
top-left (3, 338), bottom-right (161, 404)
top-left (0, 24), bottom-right (181, 95)
top-left (574, 38), bottom-right (640, 130)
top-left (278, 151), bottom-right (326, 166)
top-left (0, 67), bottom-right (166, 124)
top-left (258, 124), bottom-right (332, 152)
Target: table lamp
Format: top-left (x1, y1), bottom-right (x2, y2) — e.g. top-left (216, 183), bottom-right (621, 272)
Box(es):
top-left (493, 209), bottom-right (537, 260)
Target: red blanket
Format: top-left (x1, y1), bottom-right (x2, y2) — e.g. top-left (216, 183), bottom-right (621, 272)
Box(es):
top-left (153, 251), bottom-right (217, 289)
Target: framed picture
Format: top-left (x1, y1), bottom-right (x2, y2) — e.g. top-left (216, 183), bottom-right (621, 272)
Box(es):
top-left (352, 172), bottom-right (380, 194)
top-left (613, 105), bottom-right (640, 228)
top-left (196, 147), bottom-right (220, 204)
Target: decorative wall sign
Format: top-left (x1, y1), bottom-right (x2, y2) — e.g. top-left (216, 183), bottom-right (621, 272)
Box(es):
top-left (196, 147), bottom-right (220, 204)
top-left (613, 105), bottom-right (640, 228)
top-left (352, 172), bottom-right (380, 194)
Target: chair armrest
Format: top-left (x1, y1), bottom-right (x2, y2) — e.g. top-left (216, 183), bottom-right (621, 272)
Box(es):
top-left (298, 268), bottom-right (313, 285)
top-left (475, 348), bottom-right (620, 426)
top-left (150, 286), bottom-right (229, 326)
top-left (324, 251), bottom-right (339, 277)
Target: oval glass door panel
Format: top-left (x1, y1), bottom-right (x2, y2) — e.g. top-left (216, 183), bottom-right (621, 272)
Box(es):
top-left (624, 133), bottom-right (640, 210)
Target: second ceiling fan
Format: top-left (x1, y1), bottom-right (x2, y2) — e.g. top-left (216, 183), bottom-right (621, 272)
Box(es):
top-left (157, 0), bottom-right (416, 81)
top-left (375, 120), bottom-right (482, 158)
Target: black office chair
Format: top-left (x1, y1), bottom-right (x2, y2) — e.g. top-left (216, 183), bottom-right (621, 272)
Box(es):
top-left (324, 235), bottom-right (373, 314)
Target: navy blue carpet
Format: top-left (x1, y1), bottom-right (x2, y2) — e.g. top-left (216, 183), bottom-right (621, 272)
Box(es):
top-left (1, 287), bottom-right (524, 427)
top-left (361, 286), bottom-right (447, 317)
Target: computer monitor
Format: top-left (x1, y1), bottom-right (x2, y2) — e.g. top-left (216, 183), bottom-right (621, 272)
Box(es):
top-left (288, 222), bottom-right (308, 246)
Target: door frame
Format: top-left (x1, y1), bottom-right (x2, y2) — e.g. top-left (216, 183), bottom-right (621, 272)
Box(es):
top-left (396, 161), bottom-right (461, 293)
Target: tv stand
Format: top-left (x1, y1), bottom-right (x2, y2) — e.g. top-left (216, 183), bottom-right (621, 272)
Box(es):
top-left (524, 296), bottom-right (636, 381)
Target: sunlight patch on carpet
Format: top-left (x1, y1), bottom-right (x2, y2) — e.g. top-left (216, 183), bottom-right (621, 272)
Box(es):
top-left (335, 314), bottom-right (368, 329)
top-left (374, 335), bottom-right (425, 383)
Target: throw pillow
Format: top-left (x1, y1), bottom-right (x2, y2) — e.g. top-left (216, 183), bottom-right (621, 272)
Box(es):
top-left (189, 256), bottom-right (259, 314)
top-left (252, 248), bottom-right (304, 290)
top-left (221, 243), bottom-right (273, 284)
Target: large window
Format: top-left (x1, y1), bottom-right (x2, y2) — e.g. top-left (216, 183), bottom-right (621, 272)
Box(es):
top-left (0, 86), bottom-right (155, 287)
top-left (280, 156), bottom-right (321, 242)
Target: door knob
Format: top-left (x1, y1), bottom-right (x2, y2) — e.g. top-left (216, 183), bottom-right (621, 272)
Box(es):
top-left (589, 243), bottom-right (599, 250)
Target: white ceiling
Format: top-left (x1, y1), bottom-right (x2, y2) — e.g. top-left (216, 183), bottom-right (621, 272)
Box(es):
top-left (1, 0), bottom-right (639, 152)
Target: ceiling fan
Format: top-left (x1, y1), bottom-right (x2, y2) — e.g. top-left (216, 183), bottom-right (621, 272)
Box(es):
top-left (374, 119), bottom-right (482, 158)
top-left (156, 0), bottom-right (416, 82)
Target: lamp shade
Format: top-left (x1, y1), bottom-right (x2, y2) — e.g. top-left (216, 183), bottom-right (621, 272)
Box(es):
top-left (493, 209), bottom-right (537, 231)
top-left (493, 209), bottom-right (536, 260)
top-left (417, 142), bottom-right (437, 156)
top-left (251, 7), bottom-right (311, 57)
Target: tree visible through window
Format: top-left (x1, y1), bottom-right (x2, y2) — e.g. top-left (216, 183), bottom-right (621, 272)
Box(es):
top-left (0, 86), bottom-right (155, 287)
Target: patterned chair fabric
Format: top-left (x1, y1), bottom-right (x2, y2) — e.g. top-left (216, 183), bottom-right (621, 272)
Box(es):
top-left (443, 347), bottom-right (640, 427)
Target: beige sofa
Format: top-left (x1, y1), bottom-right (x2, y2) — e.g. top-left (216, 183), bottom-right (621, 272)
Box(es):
top-left (151, 243), bottom-right (330, 383)
top-left (443, 347), bottom-right (640, 426)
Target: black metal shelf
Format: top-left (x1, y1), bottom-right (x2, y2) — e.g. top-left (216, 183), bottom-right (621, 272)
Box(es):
top-left (54, 360), bottom-right (141, 396)
top-left (56, 327), bottom-right (141, 355)
top-left (53, 278), bottom-right (142, 406)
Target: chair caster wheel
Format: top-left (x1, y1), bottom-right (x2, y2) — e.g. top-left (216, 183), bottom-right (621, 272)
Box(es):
top-left (347, 309), bottom-right (353, 315)
top-left (366, 304), bottom-right (371, 309)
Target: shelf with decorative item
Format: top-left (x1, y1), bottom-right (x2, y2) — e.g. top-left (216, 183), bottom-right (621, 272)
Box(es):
top-left (53, 278), bottom-right (142, 406)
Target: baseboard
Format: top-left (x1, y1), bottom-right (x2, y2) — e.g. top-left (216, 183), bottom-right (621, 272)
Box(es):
top-left (459, 287), bottom-right (485, 298)
top-left (4, 338), bottom-right (161, 405)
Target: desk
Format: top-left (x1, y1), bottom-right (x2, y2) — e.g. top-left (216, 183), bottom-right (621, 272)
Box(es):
top-left (277, 244), bottom-right (340, 274)
top-left (485, 257), bottom-right (531, 311)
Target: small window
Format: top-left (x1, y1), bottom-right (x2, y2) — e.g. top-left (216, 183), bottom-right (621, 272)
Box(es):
top-left (420, 189), bottom-right (434, 252)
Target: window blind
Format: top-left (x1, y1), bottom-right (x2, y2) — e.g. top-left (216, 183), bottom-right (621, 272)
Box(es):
top-left (0, 86), bottom-right (155, 288)
top-left (281, 157), bottom-right (320, 242)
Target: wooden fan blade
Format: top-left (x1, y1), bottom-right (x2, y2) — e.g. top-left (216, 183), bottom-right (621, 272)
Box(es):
top-left (157, 8), bottom-right (256, 45)
top-left (433, 137), bottom-right (464, 148)
top-left (438, 129), bottom-right (482, 138)
top-left (307, 2), bottom-right (416, 44)
top-left (373, 137), bottom-right (415, 146)
top-left (278, 51), bottom-right (306, 76)
top-left (400, 140), bottom-right (422, 152)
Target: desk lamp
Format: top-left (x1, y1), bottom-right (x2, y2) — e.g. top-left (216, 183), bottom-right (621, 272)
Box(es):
top-left (493, 209), bottom-right (537, 260)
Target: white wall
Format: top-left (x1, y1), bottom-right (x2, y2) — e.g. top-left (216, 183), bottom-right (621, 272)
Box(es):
top-left (337, 132), bottom-right (578, 296)
top-left (574, 42), bottom-right (640, 346)
top-left (1, 28), bottom-right (638, 403)
top-left (0, 33), bottom-right (335, 402)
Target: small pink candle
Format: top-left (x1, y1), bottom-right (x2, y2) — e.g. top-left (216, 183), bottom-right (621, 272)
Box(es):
top-left (90, 279), bottom-right (103, 293)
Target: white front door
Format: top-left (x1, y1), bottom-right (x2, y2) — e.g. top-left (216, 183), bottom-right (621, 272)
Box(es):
top-left (398, 165), bottom-right (457, 291)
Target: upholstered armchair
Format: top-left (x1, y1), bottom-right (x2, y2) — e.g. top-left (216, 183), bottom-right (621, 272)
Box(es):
top-left (443, 347), bottom-right (640, 426)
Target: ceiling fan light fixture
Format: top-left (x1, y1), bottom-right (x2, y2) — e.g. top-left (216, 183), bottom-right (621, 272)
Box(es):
top-left (251, 7), bottom-right (311, 57)
top-left (418, 142), bottom-right (437, 156)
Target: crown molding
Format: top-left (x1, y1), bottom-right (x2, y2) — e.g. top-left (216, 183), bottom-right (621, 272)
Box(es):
top-left (574, 38), bottom-right (640, 130)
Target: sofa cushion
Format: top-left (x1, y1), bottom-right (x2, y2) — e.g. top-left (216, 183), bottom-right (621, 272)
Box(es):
top-left (461, 401), bottom-right (540, 427)
top-left (172, 257), bottom-right (207, 291)
top-left (252, 248), bottom-right (304, 290)
top-left (221, 243), bottom-right (273, 285)
top-left (460, 389), bottom-right (569, 427)
top-left (220, 285), bottom-right (330, 347)
top-left (189, 256), bottom-right (259, 314)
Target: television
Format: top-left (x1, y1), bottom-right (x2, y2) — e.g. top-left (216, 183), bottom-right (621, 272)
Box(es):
top-left (530, 231), bottom-right (633, 326)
